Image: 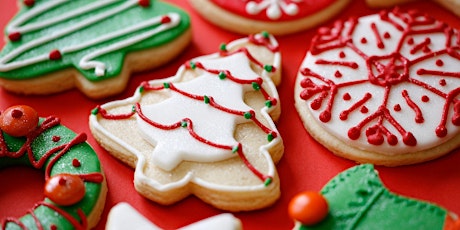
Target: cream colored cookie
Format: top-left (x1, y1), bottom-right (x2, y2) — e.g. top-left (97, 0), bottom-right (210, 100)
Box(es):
top-left (0, 0), bottom-right (191, 99)
top-left (189, 0), bottom-right (350, 35)
top-left (294, 8), bottom-right (460, 166)
top-left (90, 32), bottom-right (283, 211)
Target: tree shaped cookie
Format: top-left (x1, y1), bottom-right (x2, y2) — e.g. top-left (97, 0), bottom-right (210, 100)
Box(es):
top-left (90, 32), bottom-right (283, 211)
top-left (289, 164), bottom-right (460, 229)
top-left (0, 0), bottom-right (191, 99)
top-left (294, 7), bottom-right (460, 166)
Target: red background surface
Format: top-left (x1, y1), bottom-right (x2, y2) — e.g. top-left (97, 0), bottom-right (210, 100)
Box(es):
top-left (1, 0), bottom-right (459, 229)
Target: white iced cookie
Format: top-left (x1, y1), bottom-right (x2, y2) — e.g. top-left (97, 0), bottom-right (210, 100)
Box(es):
top-left (294, 8), bottom-right (460, 166)
top-left (106, 203), bottom-right (242, 230)
top-left (90, 32), bottom-right (283, 211)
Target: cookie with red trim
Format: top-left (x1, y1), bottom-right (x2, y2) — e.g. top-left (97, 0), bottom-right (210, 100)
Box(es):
top-left (0, 0), bottom-right (191, 99)
top-left (294, 7), bottom-right (460, 166)
top-left (90, 32), bottom-right (283, 211)
top-left (189, 0), bottom-right (350, 35)
top-left (289, 164), bottom-right (460, 230)
top-left (0, 105), bottom-right (107, 229)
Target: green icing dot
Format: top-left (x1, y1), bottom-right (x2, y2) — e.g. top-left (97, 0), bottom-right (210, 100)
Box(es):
top-left (264, 177), bottom-right (272, 186)
top-left (189, 61), bottom-right (196, 69)
top-left (267, 133), bottom-right (274, 142)
top-left (218, 71), bottom-right (227, 80)
top-left (181, 120), bottom-right (188, 127)
top-left (219, 43), bottom-right (227, 51)
top-left (261, 31), bottom-right (270, 38)
top-left (91, 107), bottom-right (99, 115)
top-left (265, 100), bottom-right (272, 108)
top-left (244, 112), bottom-right (252, 119)
top-left (264, 65), bottom-right (273, 72)
top-left (139, 85), bottom-right (145, 93)
top-left (163, 82), bottom-right (170, 89)
top-left (232, 145), bottom-right (239, 153)
top-left (204, 95), bottom-right (210, 104)
top-left (252, 82), bottom-right (261, 90)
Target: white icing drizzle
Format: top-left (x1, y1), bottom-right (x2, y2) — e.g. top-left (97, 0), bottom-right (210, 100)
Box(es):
top-left (90, 33), bottom-right (281, 192)
top-left (245, 0), bottom-right (303, 20)
top-left (0, 0), bottom-right (181, 77)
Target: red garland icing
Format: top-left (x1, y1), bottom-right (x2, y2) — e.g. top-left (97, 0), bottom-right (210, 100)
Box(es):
top-left (300, 8), bottom-right (460, 146)
top-left (0, 116), bottom-right (103, 229)
top-left (94, 35), bottom-right (279, 184)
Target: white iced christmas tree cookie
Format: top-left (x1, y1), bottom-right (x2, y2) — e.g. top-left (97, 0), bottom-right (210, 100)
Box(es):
top-left (294, 8), bottom-right (460, 166)
top-left (106, 203), bottom-right (242, 230)
top-left (90, 32), bottom-right (283, 211)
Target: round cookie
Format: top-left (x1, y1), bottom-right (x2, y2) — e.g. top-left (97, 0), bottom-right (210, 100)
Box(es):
top-left (90, 32), bottom-right (283, 211)
top-left (189, 0), bottom-right (351, 35)
top-left (0, 105), bottom-right (107, 229)
top-left (289, 164), bottom-right (460, 230)
top-left (294, 7), bottom-right (460, 166)
top-left (0, 0), bottom-right (191, 99)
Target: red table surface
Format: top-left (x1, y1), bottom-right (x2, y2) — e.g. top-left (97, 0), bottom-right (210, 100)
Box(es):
top-left (1, 0), bottom-right (459, 229)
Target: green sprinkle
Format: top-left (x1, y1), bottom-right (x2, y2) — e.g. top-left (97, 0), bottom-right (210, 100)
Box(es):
top-left (218, 71), bottom-right (227, 80)
top-left (163, 82), bottom-right (170, 89)
top-left (139, 86), bottom-right (145, 93)
top-left (181, 120), bottom-right (188, 127)
top-left (244, 111), bottom-right (252, 119)
top-left (131, 105), bottom-right (136, 113)
top-left (261, 31), bottom-right (270, 38)
top-left (189, 61), bottom-right (196, 69)
top-left (264, 177), bottom-right (272, 186)
top-left (219, 43), bottom-right (227, 51)
top-left (265, 100), bottom-right (272, 108)
top-left (267, 133), bottom-right (274, 142)
top-left (264, 65), bottom-right (273, 72)
top-left (252, 82), bottom-right (260, 90)
top-left (91, 107), bottom-right (99, 115)
top-left (204, 95), bottom-right (210, 104)
top-left (232, 145), bottom-right (239, 153)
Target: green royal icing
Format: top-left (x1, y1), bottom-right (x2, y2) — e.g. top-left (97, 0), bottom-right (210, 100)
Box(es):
top-left (0, 118), bottom-right (104, 230)
top-left (300, 164), bottom-right (447, 230)
top-left (0, 0), bottom-right (190, 82)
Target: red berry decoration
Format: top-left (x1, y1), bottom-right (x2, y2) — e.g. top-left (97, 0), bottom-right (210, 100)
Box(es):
top-left (49, 49), bottom-right (62, 60)
top-left (8, 32), bottom-right (22, 42)
top-left (0, 105), bottom-right (39, 137)
top-left (44, 174), bottom-right (86, 206)
top-left (288, 191), bottom-right (329, 226)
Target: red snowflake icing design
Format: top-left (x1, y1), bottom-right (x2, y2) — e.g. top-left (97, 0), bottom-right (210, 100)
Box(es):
top-left (299, 8), bottom-right (460, 150)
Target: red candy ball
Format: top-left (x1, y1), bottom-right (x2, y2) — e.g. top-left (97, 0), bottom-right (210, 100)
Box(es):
top-left (0, 105), bottom-right (39, 137)
top-left (44, 174), bottom-right (86, 206)
top-left (288, 191), bottom-right (329, 226)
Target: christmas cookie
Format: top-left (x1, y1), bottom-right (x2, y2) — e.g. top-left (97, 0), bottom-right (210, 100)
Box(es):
top-left (294, 8), bottom-right (460, 166)
top-left (0, 105), bottom-right (107, 229)
top-left (90, 32), bottom-right (283, 211)
top-left (189, 0), bottom-right (351, 35)
top-left (0, 0), bottom-right (191, 99)
top-left (106, 202), bottom-right (242, 230)
top-left (365, 0), bottom-right (460, 17)
top-left (289, 164), bottom-right (460, 229)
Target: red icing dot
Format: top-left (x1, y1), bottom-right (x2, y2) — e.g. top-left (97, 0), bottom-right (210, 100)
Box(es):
top-left (343, 93), bottom-right (351, 101)
top-left (439, 79), bottom-right (446, 86)
top-left (421, 95), bottom-right (429, 102)
top-left (161, 15), bottom-right (171, 24)
top-left (334, 70), bottom-right (342, 78)
top-left (348, 127), bottom-right (360, 140)
top-left (394, 104), bottom-right (401, 111)
top-left (138, 0), bottom-right (150, 7)
top-left (402, 132), bottom-right (417, 146)
top-left (383, 32), bottom-right (391, 39)
top-left (49, 49), bottom-right (62, 60)
top-left (319, 111), bottom-right (331, 122)
top-left (436, 59), bottom-right (444, 66)
top-left (8, 32), bottom-right (21, 42)
top-left (436, 126), bottom-right (447, 137)
top-left (339, 51), bottom-right (346, 58)
top-left (407, 37), bottom-right (414, 45)
top-left (360, 106), bottom-right (368, 113)
top-left (387, 134), bottom-right (398, 145)
top-left (23, 0), bottom-right (35, 7)
top-left (52, 135), bottom-right (61, 142)
top-left (72, 158), bottom-right (81, 167)
top-left (361, 37), bottom-right (367, 44)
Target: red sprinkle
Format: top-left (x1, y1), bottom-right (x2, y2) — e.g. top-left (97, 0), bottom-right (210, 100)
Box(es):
top-left (49, 49), bottom-right (62, 60)
top-left (421, 95), bottom-right (429, 102)
top-left (436, 59), bottom-right (444, 67)
top-left (161, 15), bottom-right (171, 24)
top-left (52, 135), bottom-right (61, 142)
top-left (8, 32), bottom-right (21, 42)
top-left (72, 159), bottom-right (81, 168)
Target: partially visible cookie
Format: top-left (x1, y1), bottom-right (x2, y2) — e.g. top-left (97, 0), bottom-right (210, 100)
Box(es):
top-left (294, 8), bottom-right (460, 166)
top-left (90, 32), bottom-right (283, 211)
top-left (0, 0), bottom-right (191, 99)
top-left (289, 164), bottom-right (460, 229)
top-left (189, 0), bottom-right (350, 35)
top-left (366, 0), bottom-right (460, 17)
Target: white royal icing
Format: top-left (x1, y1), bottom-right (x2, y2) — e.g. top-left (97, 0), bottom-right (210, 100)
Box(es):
top-left (0, 0), bottom-right (181, 77)
top-left (297, 10), bottom-right (460, 155)
top-left (245, 0), bottom-right (303, 20)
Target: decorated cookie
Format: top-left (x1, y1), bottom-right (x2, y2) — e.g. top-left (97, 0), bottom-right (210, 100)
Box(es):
top-left (189, 0), bottom-right (350, 35)
top-left (90, 32), bottom-right (283, 211)
top-left (289, 164), bottom-right (460, 229)
top-left (0, 105), bottom-right (107, 229)
top-left (106, 202), bottom-right (242, 230)
top-left (0, 0), bottom-right (191, 99)
top-left (294, 7), bottom-right (460, 166)
top-left (365, 0), bottom-right (460, 17)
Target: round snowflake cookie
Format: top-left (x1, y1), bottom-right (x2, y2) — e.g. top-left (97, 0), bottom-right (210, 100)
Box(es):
top-left (294, 8), bottom-right (460, 166)
top-left (189, 0), bottom-right (350, 35)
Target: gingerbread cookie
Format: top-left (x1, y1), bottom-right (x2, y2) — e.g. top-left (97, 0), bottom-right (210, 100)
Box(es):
top-left (90, 32), bottom-right (283, 211)
top-left (189, 0), bottom-right (350, 35)
top-left (0, 0), bottom-right (191, 99)
top-left (366, 0), bottom-right (460, 17)
top-left (0, 105), bottom-right (107, 229)
top-left (106, 203), bottom-right (242, 230)
top-left (289, 164), bottom-right (460, 229)
top-left (294, 8), bottom-right (460, 166)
